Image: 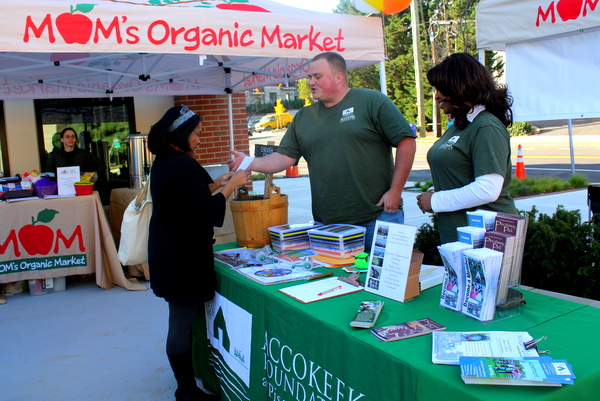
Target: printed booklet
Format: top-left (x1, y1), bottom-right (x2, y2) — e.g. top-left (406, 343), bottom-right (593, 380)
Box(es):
top-left (432, 331), bottom-right (539, 365)
top-left (350, 300), bottom-right (384, 328)
top-left (460, 356), bottom-right (575, 386)
top-left (370, 318), bottom-right (445, 342)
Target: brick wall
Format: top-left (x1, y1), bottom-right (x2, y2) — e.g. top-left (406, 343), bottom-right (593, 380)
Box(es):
top-left (175, 93), bottom-right (249, 165)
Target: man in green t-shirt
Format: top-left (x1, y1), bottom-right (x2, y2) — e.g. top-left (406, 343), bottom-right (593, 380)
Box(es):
top-left (230, 52), bottom-right (416, 248)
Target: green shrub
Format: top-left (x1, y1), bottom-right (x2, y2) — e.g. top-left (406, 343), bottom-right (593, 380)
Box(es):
top-left (414, 179), bottom-right (434, 192)
top-left (508, 121), bottom-right (533, 136)
top-left (414, 215), bottom-right (442, 266)
top-left (508, 174), bottom-right (588, 198)
top-left (522, 206), bottom-right (600, 300)
top-left (414, 204), bottom-right (600, 300)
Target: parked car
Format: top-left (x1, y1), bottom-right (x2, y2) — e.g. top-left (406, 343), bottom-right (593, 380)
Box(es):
top-left (253, 113), bottom-right (293, 133)
top-left (247, 117), bottom-right (260, 135)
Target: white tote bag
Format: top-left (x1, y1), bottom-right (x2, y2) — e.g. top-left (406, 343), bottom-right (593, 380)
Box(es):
top-left (118, 177), bottom-right (152, 266)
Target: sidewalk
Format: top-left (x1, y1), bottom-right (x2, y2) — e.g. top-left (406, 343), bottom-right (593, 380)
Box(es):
top-left (1, 179), bottom-right (597, 401)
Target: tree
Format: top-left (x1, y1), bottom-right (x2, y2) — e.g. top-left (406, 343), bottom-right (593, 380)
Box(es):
top-left (296, 78), bottom-right (313, 106)
top-left (334, 0), bottom-right (504, 132)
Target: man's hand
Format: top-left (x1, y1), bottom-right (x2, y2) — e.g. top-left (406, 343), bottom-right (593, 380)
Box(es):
top-left (228, 149), bottom-right (248, 172)
top-left (377, 190), bottom-right (402, 212)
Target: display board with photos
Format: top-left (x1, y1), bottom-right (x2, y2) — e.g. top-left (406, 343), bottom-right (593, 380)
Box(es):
top-left (364, 221), bottom-right (420, 302)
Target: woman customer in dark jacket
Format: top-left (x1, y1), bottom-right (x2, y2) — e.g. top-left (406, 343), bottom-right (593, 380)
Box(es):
top-left (147, 105), bottom-right (250, 401)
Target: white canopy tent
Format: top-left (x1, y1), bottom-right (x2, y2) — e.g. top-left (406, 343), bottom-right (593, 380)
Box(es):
top-left (0, 0), bottom-right (385, 148)
top-left (476, 0), bottom-right (600, 173)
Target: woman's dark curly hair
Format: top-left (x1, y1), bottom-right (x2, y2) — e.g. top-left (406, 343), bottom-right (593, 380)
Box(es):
top-left (427, 53), bottom-right (513, 130)
top-left (148, 105), bottom-right (201, 155)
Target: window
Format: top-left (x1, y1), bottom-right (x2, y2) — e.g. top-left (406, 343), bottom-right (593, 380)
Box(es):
top-left (0, 101), bottom-right (8, 176)
top-left (35, 97), bottom-right (136, 204)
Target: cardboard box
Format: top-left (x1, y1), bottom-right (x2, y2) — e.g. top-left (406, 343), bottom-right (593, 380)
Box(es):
top-left (28, 277), bottom-right (66, 296)
top-left (404, 250), bottom-right (424, 301)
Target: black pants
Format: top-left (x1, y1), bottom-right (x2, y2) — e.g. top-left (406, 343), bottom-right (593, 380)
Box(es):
top-left (167, 302), bottom-right (201, 390)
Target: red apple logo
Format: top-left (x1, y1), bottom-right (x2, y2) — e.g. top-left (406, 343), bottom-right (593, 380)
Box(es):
top-left (17, 209), bottom-right (59, 256)
top-left (556, 0), bottom-right (583, 21)
top-left (56, 4), bottom-right (96, 44)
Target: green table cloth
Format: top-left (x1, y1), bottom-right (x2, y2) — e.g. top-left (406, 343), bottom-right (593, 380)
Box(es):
top-left (192, 243), bottom-right (600, 401)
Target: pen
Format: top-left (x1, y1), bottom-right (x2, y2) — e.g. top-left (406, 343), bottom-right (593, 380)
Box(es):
top-left (318, 285), bottom-right (343, 296)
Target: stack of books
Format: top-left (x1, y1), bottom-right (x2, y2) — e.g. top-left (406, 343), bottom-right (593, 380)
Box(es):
top-left (268, 222), bottom-right (323, 251)
top-left (307, 224), bottom-right (366, 259)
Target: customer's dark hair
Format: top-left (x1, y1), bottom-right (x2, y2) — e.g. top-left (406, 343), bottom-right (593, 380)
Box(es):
top-left (148, 105), bottom-right (201, 155)
top-left (427, 52), bottom-right (513, 129)
top-left (312, 52), bottom-right (348, 82)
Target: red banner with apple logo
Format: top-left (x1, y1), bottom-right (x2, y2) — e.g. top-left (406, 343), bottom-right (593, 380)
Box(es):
top-left (0, 208), bottom-right (89, 276)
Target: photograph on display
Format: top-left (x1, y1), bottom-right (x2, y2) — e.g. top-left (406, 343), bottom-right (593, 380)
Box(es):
top-left (376, 224), bottom-right (389, 237)
top-left (374, 235), bottom-right (388, 248)
top-left (369, 265), bottom-right (382, 279)
top-left (371, 255), bottom-right (384, 267)
top-left (367, 278), bottom-right (380, 290)
top-left (364, 221), bottom-right (418, 302)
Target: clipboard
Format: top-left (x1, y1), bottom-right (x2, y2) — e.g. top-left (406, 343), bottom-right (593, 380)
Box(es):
top-left (278, 277), bottom-right (363, 303)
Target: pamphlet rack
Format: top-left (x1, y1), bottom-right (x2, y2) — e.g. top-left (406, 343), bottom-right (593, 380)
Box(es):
top-left (438, 211), bottom-right (528, 323)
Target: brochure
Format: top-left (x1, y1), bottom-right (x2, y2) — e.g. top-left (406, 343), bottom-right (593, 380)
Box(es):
top-left (432, 331), bottom-right (539, 365)
top-left (460, 356), bottom-right (575, 386)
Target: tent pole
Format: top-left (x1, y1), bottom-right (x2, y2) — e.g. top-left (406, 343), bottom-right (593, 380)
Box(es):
top-left (379, 61), bottom-right (387, 95)
top-left (224, 67), bottom-right (235, 152)
top-left (228, 92), bottom-right (234, 152)
top-left (568, 119), bottom-right (576, 176)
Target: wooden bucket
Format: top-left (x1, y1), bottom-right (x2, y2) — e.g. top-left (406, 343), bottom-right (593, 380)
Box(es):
top-left (230, 187), bottom-right (288, 247)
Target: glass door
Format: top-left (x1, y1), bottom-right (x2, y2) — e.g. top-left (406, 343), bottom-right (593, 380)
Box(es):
top-left (35, 97), bottom-right (136, 204)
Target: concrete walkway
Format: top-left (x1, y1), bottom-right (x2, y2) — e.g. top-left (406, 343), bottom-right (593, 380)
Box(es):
top-left (1, 179), bottom-right (598, 401)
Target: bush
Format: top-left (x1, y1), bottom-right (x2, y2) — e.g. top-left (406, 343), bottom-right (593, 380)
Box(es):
top-left (508, 174), bottom-right (588, 198)
top-left (521, 206), bottom-right (600, 300)
top-left (414, 215), bottom-right (442, 266)
top-left (508, 121), bottom-right (533, 136)
top-left (414, 179), bottom-right (434, 192)
top-left (414, 205), bottom-right (600, 300)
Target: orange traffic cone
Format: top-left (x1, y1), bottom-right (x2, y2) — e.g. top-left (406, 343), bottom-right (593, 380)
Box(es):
top-left (285, 165), bottom-right (300, 178)
top-left (515, 144), bottom-right (526, 179)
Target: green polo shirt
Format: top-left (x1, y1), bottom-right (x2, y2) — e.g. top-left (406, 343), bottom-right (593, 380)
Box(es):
top-left (278, 88), bottom-right (415, 224)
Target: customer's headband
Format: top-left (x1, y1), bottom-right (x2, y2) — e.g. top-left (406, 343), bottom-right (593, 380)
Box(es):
top-left (169, 105), bottom-right (195, 132)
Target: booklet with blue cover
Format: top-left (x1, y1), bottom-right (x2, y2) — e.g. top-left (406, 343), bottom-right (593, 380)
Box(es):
top-left (460, 356), bottom-right (576, 386)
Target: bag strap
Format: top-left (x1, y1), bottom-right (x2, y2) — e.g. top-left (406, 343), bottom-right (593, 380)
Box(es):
top-left (134, 175), bottom-right (151, 209)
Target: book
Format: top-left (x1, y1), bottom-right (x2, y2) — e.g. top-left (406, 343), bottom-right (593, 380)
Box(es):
top-left (438, 242), bottom-right (473, 311)
top-left (460, 356), bottom-right (576, 386)
top-left (432, 331), bottom-right (539, 365)
top-left (350, 300), bottom-right (384, 328)
top-left (462, 248), bottom-right (503, 322)
top-left (483, 231), bottom-right (516, 304)
top-left (494, 213), bottom-right (528, 287)
top-left (370, 318), bottom-right (445, 342)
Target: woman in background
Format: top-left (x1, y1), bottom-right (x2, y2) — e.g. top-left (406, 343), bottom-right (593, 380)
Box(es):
top-left (417, 53), bottom-right (518, 243)
top-left (147, 105), bottom-right (251, 401)
top-left (45, 127), bottom-right (105, 180)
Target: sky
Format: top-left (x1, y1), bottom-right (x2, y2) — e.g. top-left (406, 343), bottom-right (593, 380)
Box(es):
top-left (271, 0), bottom-right (341, 13)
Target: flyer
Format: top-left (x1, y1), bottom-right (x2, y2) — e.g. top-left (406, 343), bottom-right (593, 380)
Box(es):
top-left (363, 221), bottom-right (417, 302)
top-left (57, 166), bottom-right (80, 196)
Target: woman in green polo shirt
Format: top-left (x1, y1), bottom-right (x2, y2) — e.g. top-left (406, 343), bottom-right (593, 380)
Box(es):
top-left (416, 53), bottom-right (518, 243)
